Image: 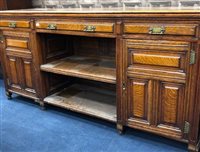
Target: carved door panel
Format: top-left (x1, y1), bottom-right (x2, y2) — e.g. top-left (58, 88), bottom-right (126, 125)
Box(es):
top-left (127, 78), bottom-right (153, 126)
top-left (6, 56), bottom-right (22, 89)
top-left (21, 58), bottom-right (36, 94)
top-left (156, 81), bottom-right (186, 136)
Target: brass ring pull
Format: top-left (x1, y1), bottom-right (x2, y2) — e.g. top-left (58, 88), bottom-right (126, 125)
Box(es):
top-left (8, 22), bottom-right (17, 28)
top-left (149, 26), bottom-right (165, 35)
top-left (47, 23), bottom-right (57, 30)
top-left (83, 25), bottom-right (96, 32)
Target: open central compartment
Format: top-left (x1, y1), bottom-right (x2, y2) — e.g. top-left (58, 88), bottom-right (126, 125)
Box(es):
top-left (39, 33), bottom-right (117, 122)
top-left (40, 34), bottom-right (116, 84)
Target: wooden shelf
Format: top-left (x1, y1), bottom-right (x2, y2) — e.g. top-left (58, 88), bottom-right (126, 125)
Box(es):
top-left (44, 84), bottom-right (116, 122)
top-left (41, 56), bottom-right (116, 84)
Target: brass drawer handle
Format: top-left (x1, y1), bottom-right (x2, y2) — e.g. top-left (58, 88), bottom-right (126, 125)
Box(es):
top-left (149, 26), bottom-right (165, 35)
top-left (8, 22), bottom-right (17, 28)
top-left (83, 25), bottom-right (96, 32)
top-left (47, 23), bottom-right (57, 30)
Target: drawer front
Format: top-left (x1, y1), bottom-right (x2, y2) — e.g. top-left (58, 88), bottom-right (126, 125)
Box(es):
top-left (3, 31), bottom-right (31, 55)
top-left (36, 21), bottom-right (114, 33)
top-left (6, 39), bottom-right (28, 49)
top-left (127, 40), bottom-right (190, 70)
top-left (132, 52), bottom-right (181, 68)
top-left (124, 23), bottom-right (197, 36)
top-left (0, 20), bottom-right (30, 28)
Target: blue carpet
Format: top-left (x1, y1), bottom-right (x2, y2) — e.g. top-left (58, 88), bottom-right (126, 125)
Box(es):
top-left (0, 79), bottom-right (187, 152)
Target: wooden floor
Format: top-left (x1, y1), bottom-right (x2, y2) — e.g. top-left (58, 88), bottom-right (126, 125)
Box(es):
top-left (44, 83), bottom-right (117, 122)
top-left (40, 56), bottom-right (116, 84)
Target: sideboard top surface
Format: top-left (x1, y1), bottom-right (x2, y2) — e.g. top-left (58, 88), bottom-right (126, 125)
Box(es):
top-left (0, 7), bottom-right (200, 14)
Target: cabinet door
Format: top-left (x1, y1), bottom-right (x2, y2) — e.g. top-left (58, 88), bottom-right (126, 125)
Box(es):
top-left (6, 56), bottom-right (22, 89)
top-left (126, 77), bottom-right (186, 138)
top-left (6, 56), bottom-right (36, 94)
top-left (127, 78), bottom-right (153, 125)
top-left (156, 82), bottom-right (185, 134)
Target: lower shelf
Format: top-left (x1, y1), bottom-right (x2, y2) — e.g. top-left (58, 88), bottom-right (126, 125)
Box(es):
top-left (44, 84), bottom-right (116, 122)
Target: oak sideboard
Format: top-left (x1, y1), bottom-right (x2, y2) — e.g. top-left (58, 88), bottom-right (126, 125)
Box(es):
top-left (0, 8), bottom-right (199, 151)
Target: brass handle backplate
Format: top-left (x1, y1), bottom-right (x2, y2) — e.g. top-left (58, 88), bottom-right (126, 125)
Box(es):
top-left (83, 25), bottom-right (96, 32)
top-left (8, 22), bottom-right (17, 28)
top-left (0, 35), bottom-right (4, 43)
top-left (47, 23), bottom-right (57, 30)
top-left (190, 50), bottom-right (196, 65)
top-left (149, 26), bottom-right (165, 35)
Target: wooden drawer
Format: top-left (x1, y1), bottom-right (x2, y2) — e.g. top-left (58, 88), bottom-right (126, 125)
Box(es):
top-left (0, 20), bottom-right (30, 28)
top-left (35, 21), bottom-right (114, 33)
top-left (127, 40), bottom-right (190, 70)
top-left (6, 39), bottom-right (28, 49)
top-left (124, 23), bottom-right (197, 36)
top-left (4, 32), bottom-right (31, 56)
top-left (131, 52), bottom-right (181, 68)
top-left (5, 38), bottom-right (31, 56)
top-left (3, 31), bottom-right (30, 50)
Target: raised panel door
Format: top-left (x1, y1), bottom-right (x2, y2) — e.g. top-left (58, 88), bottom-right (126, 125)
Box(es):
top-left (156, 82), bottom-right (185, 136)
top-left (127, 78), bottom-right (153, 125)
top-left (6, 56), bottom-right (22, 89)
